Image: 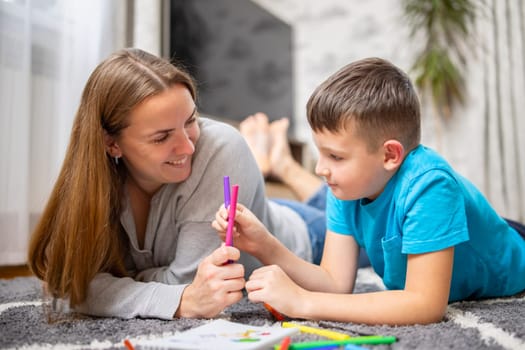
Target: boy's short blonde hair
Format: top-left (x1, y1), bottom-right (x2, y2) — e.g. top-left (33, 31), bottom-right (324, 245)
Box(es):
top-left (306, 57), bottom-right (421, 152)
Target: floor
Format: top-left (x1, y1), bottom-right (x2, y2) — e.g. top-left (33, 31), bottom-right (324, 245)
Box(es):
top-left (0, 265), bottom-right (33, 279)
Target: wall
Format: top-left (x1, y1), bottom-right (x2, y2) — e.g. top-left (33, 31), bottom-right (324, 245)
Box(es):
top-left (253, 0), bottom-right (413, 144)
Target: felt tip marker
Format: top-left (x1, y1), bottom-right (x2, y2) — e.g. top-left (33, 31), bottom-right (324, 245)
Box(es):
top-left (223, 176), bottom-right (231, 208)
top-left (278, 336), bottom-right (291, 350)
top-left (282, 322), bottom-right (349, 340)
top-left (264, 302), bottom-right (285, 321)
top-left (123, 339), bottom-right (135, 350)
top-left (225, 184), bottom-right (239, 247)
top-left (286, 335), bottom-right (397, 349)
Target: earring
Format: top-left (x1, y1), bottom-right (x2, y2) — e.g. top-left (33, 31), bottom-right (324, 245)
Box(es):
top-left (114, 156), bottom-right (120, 165)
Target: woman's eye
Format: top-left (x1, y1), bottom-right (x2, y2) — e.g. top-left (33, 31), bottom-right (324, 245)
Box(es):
top-left (154, 134), bottom-right (169, 144)
top-left (185, 116), bottom-right (197, 127)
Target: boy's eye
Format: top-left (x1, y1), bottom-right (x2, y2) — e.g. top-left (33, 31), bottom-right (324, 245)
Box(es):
top-left (330, 154), bottom-right (343, 161)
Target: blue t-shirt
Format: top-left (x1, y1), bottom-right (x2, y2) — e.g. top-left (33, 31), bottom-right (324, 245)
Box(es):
top-left (327, 145), bottom-right (525, 301)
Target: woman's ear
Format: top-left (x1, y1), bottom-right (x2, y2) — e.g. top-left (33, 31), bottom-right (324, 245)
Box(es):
top-left (382, 140), bottom-right (405, 171)
top-left (104, 131), bottom-right (122, 158)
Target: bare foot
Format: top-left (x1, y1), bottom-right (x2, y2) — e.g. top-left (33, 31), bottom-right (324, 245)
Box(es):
top-left (268, 117), bottom-right (294, 181)
top-left (240, 113), bottom-right (271, 177)
top-left (269, 117), bottom-right (323, 201)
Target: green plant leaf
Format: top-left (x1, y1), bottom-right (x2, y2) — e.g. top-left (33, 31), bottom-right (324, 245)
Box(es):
top-left (402, 0), bottom-right (478, 119)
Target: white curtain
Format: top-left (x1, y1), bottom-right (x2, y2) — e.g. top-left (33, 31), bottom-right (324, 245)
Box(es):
top-left (479, 0), bottom-right (525, 222)
top-left (440, 0), bottom-right (525, 223)
top-left (0, 0), bottom-right (127, 265)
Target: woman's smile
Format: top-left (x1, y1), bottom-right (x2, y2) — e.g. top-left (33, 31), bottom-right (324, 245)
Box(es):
top-left (165, 156), bottom-right (189, 167)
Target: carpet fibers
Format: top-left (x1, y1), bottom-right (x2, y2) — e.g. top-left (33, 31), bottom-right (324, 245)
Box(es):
top-left (1, 268), bottom-right (524, 349)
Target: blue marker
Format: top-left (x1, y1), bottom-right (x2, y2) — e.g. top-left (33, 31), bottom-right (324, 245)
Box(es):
top-left (344, 345), bottom-right (368, 350)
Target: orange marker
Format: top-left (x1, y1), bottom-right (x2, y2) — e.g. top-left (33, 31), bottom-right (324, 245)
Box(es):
top-left (123, 339), bottom-right (135, 350)
top-left (264, 302), bottom-right (285, 321)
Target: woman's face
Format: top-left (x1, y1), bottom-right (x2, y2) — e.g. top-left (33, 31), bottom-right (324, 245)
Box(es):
top-left (117, 84), bottom-right (200, 194)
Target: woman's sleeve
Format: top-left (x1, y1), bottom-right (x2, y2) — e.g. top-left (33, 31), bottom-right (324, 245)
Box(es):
top-left (76, 272), bottom-right (185, 319)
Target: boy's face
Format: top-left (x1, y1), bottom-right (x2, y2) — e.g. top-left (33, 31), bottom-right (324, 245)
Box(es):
top-left (312, 125), bottom-right (393, 201)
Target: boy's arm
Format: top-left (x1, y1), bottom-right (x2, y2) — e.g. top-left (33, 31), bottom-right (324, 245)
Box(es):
top-left (285, 247), bottom-right (454, 325)
top-left (274, 230), bottom-right (360, 293)
top-left (251, 231), bottom-right (360, 293)
top-left (235, 202), bottom-right (454, 325)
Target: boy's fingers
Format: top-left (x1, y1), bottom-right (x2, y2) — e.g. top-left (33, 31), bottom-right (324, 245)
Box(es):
top-left (233, 204), bottom-right (250, 224)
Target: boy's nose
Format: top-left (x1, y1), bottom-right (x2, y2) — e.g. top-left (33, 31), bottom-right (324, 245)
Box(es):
top-left (314, 161), bottom-right (329, 177)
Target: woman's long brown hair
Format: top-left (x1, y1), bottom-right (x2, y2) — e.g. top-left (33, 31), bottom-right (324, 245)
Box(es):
top-left (28, 48), bottom-right (196, 307)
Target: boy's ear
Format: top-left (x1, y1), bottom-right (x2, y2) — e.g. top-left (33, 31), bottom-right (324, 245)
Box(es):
top-left (104, 131), bottom-right (122, 158)
top-left (382, 140), bottom-right (404, 171)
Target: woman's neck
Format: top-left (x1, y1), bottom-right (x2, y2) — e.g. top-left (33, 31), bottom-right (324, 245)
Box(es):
top-left (125, 177), bottom-right (156, 249)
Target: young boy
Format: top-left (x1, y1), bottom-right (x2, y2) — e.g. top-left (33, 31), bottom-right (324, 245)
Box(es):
top-left (213, 57), bottom-right (525, 325)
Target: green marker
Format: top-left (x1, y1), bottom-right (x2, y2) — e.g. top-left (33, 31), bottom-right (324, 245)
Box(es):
top-left (282, 335), bottom-right (397, 349)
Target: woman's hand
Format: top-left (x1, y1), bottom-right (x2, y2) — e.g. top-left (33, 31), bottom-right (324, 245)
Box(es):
top-left (245, 265), bottom-right (307, 319)
top-left (175, 244), bottom-right (245, 318)
top-left (212, 203), bottom-right (273, 255)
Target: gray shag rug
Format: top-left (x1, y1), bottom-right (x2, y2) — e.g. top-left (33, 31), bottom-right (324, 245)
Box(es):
top-left (1, 268), bottom-right (524, 350)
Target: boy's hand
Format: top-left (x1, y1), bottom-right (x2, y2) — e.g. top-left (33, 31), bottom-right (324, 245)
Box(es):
top-left (245, 265), bottom-right (306, 319)
top-left (212, 203), bottom-right (271, 255)
top-left (175, 245), bottom-right (245, 318)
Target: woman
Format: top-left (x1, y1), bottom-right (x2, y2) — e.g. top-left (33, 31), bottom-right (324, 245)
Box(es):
top-left (28, 48), bottom-right (312, 320)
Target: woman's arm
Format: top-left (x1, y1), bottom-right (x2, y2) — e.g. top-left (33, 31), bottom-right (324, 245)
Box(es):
top-left (76, 273), bottom-right (184, 320)
top-left (76, 245), bottom-right (244, 319)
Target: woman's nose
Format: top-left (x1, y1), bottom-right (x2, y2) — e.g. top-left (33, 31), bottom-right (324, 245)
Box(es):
top-left (173, 130), bottom-right (195, 154)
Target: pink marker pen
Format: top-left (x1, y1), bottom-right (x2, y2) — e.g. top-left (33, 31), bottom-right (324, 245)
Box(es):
top-left (225, 184), bottom-right (239, 247)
